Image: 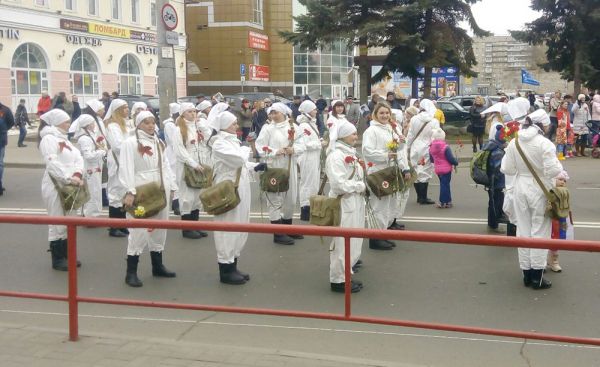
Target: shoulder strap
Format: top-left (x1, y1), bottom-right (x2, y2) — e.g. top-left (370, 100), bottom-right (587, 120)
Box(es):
top-left (234, 167), bottom-right (242, 188)
top-left (156, 137), bottom-right (165, 191)
top-left (302, 114), bottom-right (320, 136)
top-left (514, 138), bottom-right (551, 198)
top-left (406, 120), bottom-right (430, 169)
top-left (317, 163), bottom-right (356, 195)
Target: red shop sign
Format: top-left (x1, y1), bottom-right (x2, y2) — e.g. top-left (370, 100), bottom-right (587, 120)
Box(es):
top-left (249, 64), bottom-right (270, 82)
top-left (248, 31), bottom-right (269, 51)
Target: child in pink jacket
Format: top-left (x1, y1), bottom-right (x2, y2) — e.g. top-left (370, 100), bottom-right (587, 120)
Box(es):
top-left (428, 128), bottom-right (459, 208)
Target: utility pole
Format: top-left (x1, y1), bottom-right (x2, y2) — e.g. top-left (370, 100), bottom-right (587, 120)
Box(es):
top-left (156, 0), bottom-right (178, 123)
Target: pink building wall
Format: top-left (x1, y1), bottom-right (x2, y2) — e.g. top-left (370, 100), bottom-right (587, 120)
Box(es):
top-left (50, 71), bottom-right (70, 96)
top-left (102, 74), bottom-right (119, 95)
top-left (0, 68), bottom-right (11, 106)
top-left (177, 77), bottom-right (187, 98)
top-left (144, 76), bottom-right (156, 96)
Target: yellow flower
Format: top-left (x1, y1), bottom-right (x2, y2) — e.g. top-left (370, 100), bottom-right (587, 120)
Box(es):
top-left (134, 206), bottom-right (146, 218)
top-left (386, 140), bottom-right (399, 151)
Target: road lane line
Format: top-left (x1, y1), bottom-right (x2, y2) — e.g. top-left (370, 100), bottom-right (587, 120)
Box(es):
top-left (0, 309), bottom-right (598, 350)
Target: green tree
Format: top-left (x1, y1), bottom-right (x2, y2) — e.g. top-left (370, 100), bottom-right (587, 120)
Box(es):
top-left (512, 0), bottom-right (600, 95)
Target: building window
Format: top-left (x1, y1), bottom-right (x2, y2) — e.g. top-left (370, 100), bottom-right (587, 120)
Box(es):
top-left (118, 54), bottom-right (142, 95)
top-left (70, 49), bottom-right (100, 97)
top-left (88, 0), bottom-right (98, 16)
top-left (150, 1), bottom-right (157, 27)
top-left (35, 0), bottom-right (48, 6)
top-left (131, 0), bottom-right (140, 23)
top-left (252, 0), bottom-right (263, 25)
top-left (11, 43), bottom-right (49, 103)
top-left (252, 51), bottom-right (259, 65)
top-left (111, 0), bottom-right (121, 20)
top-left (65, 0), bottom-right (76, 11)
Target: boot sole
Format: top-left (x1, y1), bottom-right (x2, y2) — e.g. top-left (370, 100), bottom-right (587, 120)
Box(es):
top-left (152, 272), bottom-right (177, 278)
top-left (220, 279), bottom-right (246, 285)
top-left (369, 245), bottom-right (393, 250)
top-left (125, 280), bottom-right (143, 287)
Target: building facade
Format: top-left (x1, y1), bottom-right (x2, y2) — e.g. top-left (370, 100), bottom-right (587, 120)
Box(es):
top-left (185, 0), bottom-right (354, 99)
top-left (0, 0), bottom-right (187, 111)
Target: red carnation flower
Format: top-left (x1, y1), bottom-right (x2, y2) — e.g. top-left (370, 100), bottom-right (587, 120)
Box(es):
top-left (96, 136), bottom-right (105, 143)
top-left (344, 156), bottom-right (356, 164)
top-left (367, 162), bottom-right (374, 168)
top-left (262, 146), bottom-right (272, 153)
top-left (304, 128), bottom-right (311, 136)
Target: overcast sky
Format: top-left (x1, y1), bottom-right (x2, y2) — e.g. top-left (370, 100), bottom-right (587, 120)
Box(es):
top-left (469, 0), bottom-right (541, 36)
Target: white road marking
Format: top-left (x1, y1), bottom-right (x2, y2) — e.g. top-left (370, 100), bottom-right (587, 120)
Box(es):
top-left (0, 309), bottom-right (598, 350)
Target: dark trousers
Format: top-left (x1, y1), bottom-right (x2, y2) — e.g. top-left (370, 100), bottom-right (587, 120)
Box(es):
top-left (438, 172), bottom-right (452, 204)
top-left (487, 188), bottom-right (504, 229)
top-left (241, 127), bottom-right (251, 142)
top-left (547, 116), bottom-right (558, 141)
top-left (18, 125), bottom-right (27, 146)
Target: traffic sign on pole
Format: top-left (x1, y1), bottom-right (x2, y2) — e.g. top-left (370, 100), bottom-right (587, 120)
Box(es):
top-left (240, 64), bottom-right (246, 76)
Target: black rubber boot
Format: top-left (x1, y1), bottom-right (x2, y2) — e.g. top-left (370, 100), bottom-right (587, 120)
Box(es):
top-left (281, 218), bottom-right (304, 239)
top-left (330, 280), bottom-right (362, 293)
top-left (368, 239), bottom-right (393, 250)
top-left (420, 183), bottom-right (435, 205)
top-left (300, 206), bottom-right (310, 221)
top-left (171, 198), bottom-right (181, 216)
top-left (125, 255), bottom-right (143, 287)
top-left (108, 206), bottom-right (127, 237)
top-left (271, 220), bottom-right (295, 245)
top-left (61, 239), bottom-right (81, 268)
top-left (522, 269), bottom-right (532, 287)
top-left (48, 240), bottom-right (68, 271)
top-left (234, 258), bottom-right (250, 280)
top-left (117, 208), bottom-right (129, 235)
top-left (190, 209), bottom-right (208, 237)
top-left (219, 263), bottom-right (246, 285)
top-left (414, 183), bottom-right (422, 203)
top-left (150, 251), bottom-right (176, 277)
top-left (387, 219), bottom-right (405, 230)
top-left (529, 269), bottom-right (552, 289)
top-left (181, 213), bottom-right (202, 239)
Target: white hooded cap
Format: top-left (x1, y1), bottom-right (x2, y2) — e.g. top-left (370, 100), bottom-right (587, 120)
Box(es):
top-left (299, 100), bottom-right (317, 114)
top-left (41, 109), bottom-right (70, 126)
top-left (507, 97), bottom-right (530, 121)
top-left (169, 103), bottom-right (180, 115)
top-left (179, 102), bottom-right (196, 116)
top-left (104, 99), bottom-right (127, 121)
top-left (75, 114), bottom-right (96, 129)
top-left (207, 102), bottom-right (230, 131)
top-left (135, 111), bottom-right (155, 127)
top-left (420, 99), bottom-right (436, 118)
top-left (130, 102), bottom-right (148, 118)
top-left (391, 108), bottom-right (404, 124)
top-left (86, 99), bottom-right (105, 113)
top-left (527, 109), bottom-right (551, 127)
top-left (217, 111), bottom-right (237, 130)
top-left (268, 102), bottom-right (291, 116)
top-left (196, 100), bottom-right (212, 113)
top-left (431, 127), bottom-right (446, 140)
top-left (327, 119), bottom-right (357, 154)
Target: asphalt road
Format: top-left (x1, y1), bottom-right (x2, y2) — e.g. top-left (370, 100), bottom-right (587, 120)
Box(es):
top-left (1, 159), bottom-right (600, 366)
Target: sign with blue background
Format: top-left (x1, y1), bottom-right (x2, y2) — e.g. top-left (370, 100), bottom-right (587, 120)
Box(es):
top-left (521, 69), bottom-right (540, 86)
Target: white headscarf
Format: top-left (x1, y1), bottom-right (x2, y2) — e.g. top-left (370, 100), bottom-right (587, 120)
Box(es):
top-left (130, 102), bottom-right (148, 118)
top-left (75, 114), bottom-right (95, 129)
top-left (409, 98), bottom-right (418, 107)
top-left (391, 108), bottom-right (404, 124)
top-left (507, 97), bottom-right (530, 121)
top-left (41, 109), bottom-right (70, 126)
top-left (217, 111), bottom-right (237, 130)
top-left (207, 102), bottom-right (230, 131)
top-left (86, 99), bottom-right (105, 113)
top-left (268, 102), bottom-right (290, 116)
top-left (169, 103), bottom-right (180, 115)
top-left (419, 99), bottom-right (436, 118)
top-left (196, 100), bottom-right (212, 113)
top-left (135, 111), bottom-right (155, 127)
top-left (527, 109), bottom-right (551, 127)
top-left (179, 102), bottom-right (196, 116)
top-left (104, 99), bottom-right (127, 121)
top-left (327, 119), bottom-right (357, 154)
top-left (299, 100), bottom-right (317, 114)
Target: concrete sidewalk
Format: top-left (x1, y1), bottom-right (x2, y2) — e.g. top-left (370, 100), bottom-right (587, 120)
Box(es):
top-left (3, 129), bottom-right (475, 170)
top-left (0, 323), bottom-right (416, 367)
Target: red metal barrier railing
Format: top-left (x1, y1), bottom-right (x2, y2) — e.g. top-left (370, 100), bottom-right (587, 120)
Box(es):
top-left (1, 214), bottom-right (599, 346)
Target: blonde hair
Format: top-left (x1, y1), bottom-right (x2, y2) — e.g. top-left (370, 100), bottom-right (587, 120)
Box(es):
top-left (106, 105), bottom-right (128, 133)
top-left (176, 115), bottom-right (189, 146)
top-left (372, 102), bottom-right (392, 123)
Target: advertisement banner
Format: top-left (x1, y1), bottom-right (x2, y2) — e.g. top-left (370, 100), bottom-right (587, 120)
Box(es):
top-left (60, 18), bottom-right (154, 42)
top-left (249, 64), bottom-right (270, 81)
top-left (248, 31), bottom-right (269, 51)
top-left (88, 22), bottom-right (130, 38)
top-left (370, 66), bottom-right (412, 98)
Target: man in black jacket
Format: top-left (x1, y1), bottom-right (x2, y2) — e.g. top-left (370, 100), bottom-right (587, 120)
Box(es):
top-left (0, 101), bottom-right (15, 195)
top-left (14, 99), bottom-right (30, 147)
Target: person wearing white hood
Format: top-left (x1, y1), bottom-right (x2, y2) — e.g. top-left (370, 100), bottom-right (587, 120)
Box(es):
top-left (501, 108), bottom-right (563, 290)
top-left (406, 99), bottom-right (440, 205)
top-left (120, 111), bottom-right (178, 287)
top-left (104, 99), bottom-right (131, 237)
top-left (211, 111), bottom-right (267, 284)
top-left (326, 118), bottom-right (366, 293)
top-left (172, 102), bottom-right (209, 239)
top-left (295, 100), bottom-right (325, 221)
top-left (68, 99), bottom-right (107, 138)
top-left (129, 101), bottom-right (147, 131)
top-left (162, 102), bottom-right (181, 215)
top-left (38, 109), bottom-right (84, 271)
top-left (362, 102), bottom-right (411, 250)
top-left (74, 115), bottom-right (107, 218)
top-left (255, 102), bottom-right (302, 245)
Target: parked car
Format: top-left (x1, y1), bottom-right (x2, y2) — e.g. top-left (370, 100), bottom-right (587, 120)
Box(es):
top-left (177, 96), bottom-right (200, 104)
top-left (235, 92), bottom-right (291, 105)
top-left (119, 94), bottom-right (160, 124)
top-left (448, 95), bottom-right (493, 109)
top-left (437, 100), bottom-right (470, 134)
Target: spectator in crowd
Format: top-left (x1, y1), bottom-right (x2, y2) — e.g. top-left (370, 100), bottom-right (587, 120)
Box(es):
top-left (368, 93), bottom-right (382, 114)
top-left (0, 101), bottom-right (15, 195)
top-left (251, 99), bottom-right (269, 137)
top-left (111, 91), bottom-right (119, 100)
top-left (15, 99), bottom-right (31, 148)
top-left (386, 91), bottom-right (403, 110)
top-left (37, 90), bottom-right (52, 116)
top-left (101, 92), bottom-right (111, 112)
top-left (53, 92), bottom-right (75, 118)
top-left (547, 91), bottom-right (561, 141)
top-left (71, 95), bottom-right (81, 121)
top-left (571, 94), bottom-right (591, 157)
top-left (237, 99), bottom-right (253, 141)
top-left (483, 125), bottom-right (508, 233)
top-left (429, 128), bottom-right (458, 208)
top-left (468, 96), bottom-right (486, 152)
top-left (196, 94), bottom-right (206, 105)
top-left (344, 95), bottom-right (360, 125)
top-left (315, 95), bottom-right (328, 134)
top-left (290, 96), bottom-right (302, 122)
top-left (527, 91), bottom-right (536, 110)
top-left (433, 101), bottom-right (445, 125)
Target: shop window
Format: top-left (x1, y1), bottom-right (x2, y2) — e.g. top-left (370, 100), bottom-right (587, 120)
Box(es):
top-left (65, 0), bottom-right (76, 11)
top-left (150, 1), bottom-right (157, 27)
top-left (70, 49), bottom-right (100, 96)
top-left (11, 43), bottom-right (49, 96)
top-left (88, 0), bottom-right (98, 16)
top-left (131, 0), bottom-right (140, 23)
top-left (118, 54), bottom-right (142, 95)
top-left (112, 0), bottom-right (121, 20)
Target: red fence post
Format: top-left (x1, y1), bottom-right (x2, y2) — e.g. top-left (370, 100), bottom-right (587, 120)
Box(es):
top-left (67, 224), bottom-right (79, 341)
top-left (344, 236), bottom-right (351, 319)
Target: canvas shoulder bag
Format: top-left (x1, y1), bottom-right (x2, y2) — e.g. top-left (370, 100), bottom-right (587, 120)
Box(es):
top-left (260, 122), bottom-right (294, 193)
top-left (200, 167), bottom-right (242, 215)
top-left (514, 138), bottom-right (569, 219)
top-left (49, 174), bottom-right (90, 213)
top-left (125, 137), bottom-right (167, 219)
top-left (309, 165), bottom-right (355, 227)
